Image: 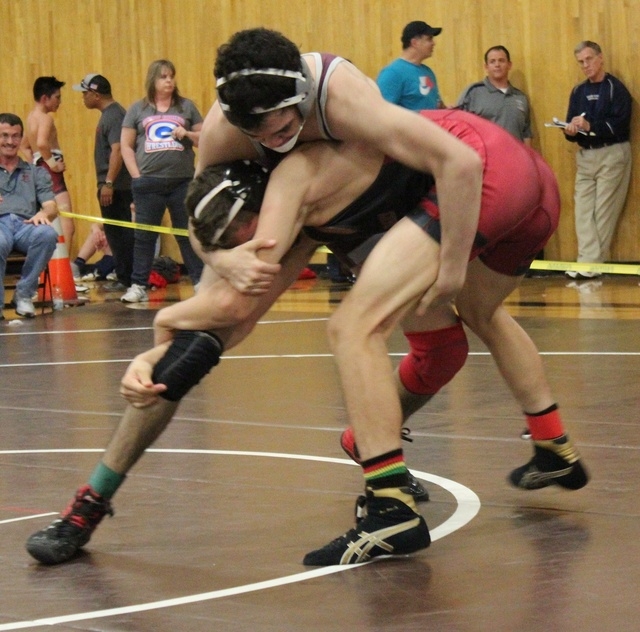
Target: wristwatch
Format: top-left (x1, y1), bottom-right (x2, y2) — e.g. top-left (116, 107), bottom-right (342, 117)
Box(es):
top-left (104, 180), bottom-right (114, 189)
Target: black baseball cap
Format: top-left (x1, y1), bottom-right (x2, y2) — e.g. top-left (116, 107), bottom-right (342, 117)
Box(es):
top-left (72, 73), bottom-right (111, 95)
top-left (402, 21), bottom-right (442, 46)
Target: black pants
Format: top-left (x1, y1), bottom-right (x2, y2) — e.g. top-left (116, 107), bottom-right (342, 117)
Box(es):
top-left (98, 188), bottom-right (135, 287)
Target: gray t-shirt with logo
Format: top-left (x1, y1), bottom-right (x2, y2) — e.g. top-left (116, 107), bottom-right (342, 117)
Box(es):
top-left (122, 98), bottom-right (203, 179)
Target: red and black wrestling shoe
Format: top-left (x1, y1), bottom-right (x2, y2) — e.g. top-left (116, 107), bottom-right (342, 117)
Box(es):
top-left (26, 484), bottom-right (114, 565)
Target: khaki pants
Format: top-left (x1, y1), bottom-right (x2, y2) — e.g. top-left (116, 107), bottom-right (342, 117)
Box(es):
top-left (573, 141), bottom-right (631, 263)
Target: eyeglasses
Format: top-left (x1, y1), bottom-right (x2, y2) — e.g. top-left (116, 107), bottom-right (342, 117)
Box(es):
top-left (0, 133), bottom-right (22, 142)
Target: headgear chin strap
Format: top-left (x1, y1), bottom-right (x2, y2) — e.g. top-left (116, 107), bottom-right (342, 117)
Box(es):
top-left (216, 60), bottom-right (314, 118)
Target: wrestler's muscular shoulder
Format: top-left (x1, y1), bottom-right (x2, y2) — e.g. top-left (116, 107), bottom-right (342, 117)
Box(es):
top-left (320, 60), bottom-right (387, 142)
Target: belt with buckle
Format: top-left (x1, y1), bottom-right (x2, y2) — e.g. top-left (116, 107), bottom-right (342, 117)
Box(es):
top-left (583, 142), bottom-right (618, 150)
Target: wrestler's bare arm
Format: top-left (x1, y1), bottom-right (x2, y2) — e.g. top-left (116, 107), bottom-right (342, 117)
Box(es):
top-left (153, 235), bottom-right (318, 344)
top-left (195, 102), bottom-right (259, 175)
top-left (325, 63), bottom-right (484, 306)
top-left (249, 153), bottom-right (315, 263)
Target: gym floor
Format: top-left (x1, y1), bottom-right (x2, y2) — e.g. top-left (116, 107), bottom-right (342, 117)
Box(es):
top-left (1, 271), bottom-right (639, 631)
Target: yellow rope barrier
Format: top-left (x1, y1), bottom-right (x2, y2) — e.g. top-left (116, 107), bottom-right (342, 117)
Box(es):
top-left (528, 260), bottom-right (640, 276)
top-left (63, 212), bottom-right (639, 276)
top-left (316, 246), bottom-right (639, 276)
top-left (59, 210), bottom-right (188, 237)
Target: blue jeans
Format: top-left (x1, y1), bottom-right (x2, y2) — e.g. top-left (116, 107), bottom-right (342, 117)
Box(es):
top-left (130, 176), bottom-right (203, 286)
top-left (0, 213), bottom-right (58, 306)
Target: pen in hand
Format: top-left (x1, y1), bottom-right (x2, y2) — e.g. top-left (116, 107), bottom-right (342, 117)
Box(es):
top-left (577, 112), bottom-right (593, 136)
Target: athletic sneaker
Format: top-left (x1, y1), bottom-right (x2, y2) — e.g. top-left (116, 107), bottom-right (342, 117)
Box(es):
top-left (13, 297), bottom-right (35, 318)
top-left (340, 427), bottom-right (430, 502)
top-left (565, 270), bottom-right (602, 280)
top-left (26, 485), bottom-right (113, 565)
top-left (509, 434), bottom-right (589, 490)
top-left (303, 486), bottom-right (430, 565)
top-left (120, 284), bottom-right (148, 303)
top-left (102, 281), bottom-right (127, 293)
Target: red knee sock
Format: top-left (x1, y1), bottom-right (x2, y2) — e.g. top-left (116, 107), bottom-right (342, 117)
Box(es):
top-left (525, 404), bottom-right (564, 441)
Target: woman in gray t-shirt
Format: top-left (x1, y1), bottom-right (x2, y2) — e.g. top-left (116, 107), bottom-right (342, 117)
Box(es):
top-left (120, 59), bottom-right (204, 303)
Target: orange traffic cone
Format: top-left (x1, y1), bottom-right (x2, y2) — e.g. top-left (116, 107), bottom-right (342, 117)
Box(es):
top-left (39, 217), bottom-right (79, 305)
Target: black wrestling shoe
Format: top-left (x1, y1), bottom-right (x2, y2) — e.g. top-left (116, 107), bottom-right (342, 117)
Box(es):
top-left (509, 434), bottom-right (589, 490)
top-left (26, 485), bottom-right (113, 565)
top-left (340, 427), bottom-right (429, 502)
top-left (303, 487), bottom-right (430, 566)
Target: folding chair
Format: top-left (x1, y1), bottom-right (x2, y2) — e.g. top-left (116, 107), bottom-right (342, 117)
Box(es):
top-left (3, 250), bottom-right (53, 314)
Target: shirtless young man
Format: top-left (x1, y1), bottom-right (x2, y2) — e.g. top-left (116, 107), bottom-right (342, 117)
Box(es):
top-left (26, 109), bottom-right (588, 567)
top-left (22, 76), bottom-right (75, 250)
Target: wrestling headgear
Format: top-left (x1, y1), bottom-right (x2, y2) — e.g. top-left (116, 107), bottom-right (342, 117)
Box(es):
top-left (192, 161), bottom-right (269, 246)
top-left (216, 58), bottom-right (315, 121)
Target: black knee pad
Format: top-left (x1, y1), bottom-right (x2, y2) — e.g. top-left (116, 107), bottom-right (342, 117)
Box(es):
top-left (152, 330), bottom-right (224, 401)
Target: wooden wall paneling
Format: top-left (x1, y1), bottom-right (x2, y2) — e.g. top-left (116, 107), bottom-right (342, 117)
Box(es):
top-left (524, 0), bottom-right (579, 261)
top-left (601, 0), bottom-right (640, 261)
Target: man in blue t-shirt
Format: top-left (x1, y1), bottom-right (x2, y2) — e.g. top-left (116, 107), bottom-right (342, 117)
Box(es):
top-left (377, 20), bottom-right (445, 111)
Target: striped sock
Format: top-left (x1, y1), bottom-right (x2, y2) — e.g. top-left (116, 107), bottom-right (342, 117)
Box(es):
top-left (525, 404), bottom-right (564, 441)
top-left (362, 448), bottom-right (409, 489)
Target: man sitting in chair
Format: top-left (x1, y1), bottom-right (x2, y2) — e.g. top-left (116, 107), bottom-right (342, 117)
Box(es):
top-left (0, 113), bottom-right (58, 319)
